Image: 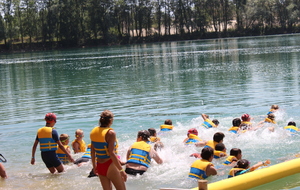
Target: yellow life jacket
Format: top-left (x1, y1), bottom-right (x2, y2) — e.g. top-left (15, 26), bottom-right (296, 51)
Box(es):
top-left (228, 126), bottom-right (239, 134)
top-left (37, 126), bottom-right (57, 152)
top-left (223, 155), bottom-right (237, 165)
top-left (214, 150), bottom-right (226, 159)
top-left (204, 140), bottom-right (217, 150)
top-left (90, 127), bottom-right (117, 159)
top-left (149, 136), bottom-right (160, 143)
top-left (264, 117), bottom-right (276, 124)
top-left (56, 145), bottom-right (69, 164)
top-left (185, 134), bottom-right (202, 144)
top-left (160, 124), bottom-right (174, 131)
top-left (202, 119), bottom-right (216, 129)
top-left (127, 141), bottom-right (151, 168)
top-left (189, 159), bottom-right (213, 179)
top-left (72, 139), bottom-right (86, 153)
top-left (284, 125), bottom-right (299, 133)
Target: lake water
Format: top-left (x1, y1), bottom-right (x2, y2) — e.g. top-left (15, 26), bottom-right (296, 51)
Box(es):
top-left (1, 34), bottom-right (300, 190)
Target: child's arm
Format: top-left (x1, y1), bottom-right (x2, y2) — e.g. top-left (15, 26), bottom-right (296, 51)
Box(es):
top-left (66, 146), bottom-right (71, 154)
top-left (183, 137), bottom-right (188, 143)
top-left (201, 114), bottom-right (208, 120)
top-left (195, 141), bottom-right (207, 147)
top-left (72, 142), bottom-right (80, 153)
top-left (206, 164), bottom-right (217, 177)
top-left (250, 159), bottom-right (271, 171)
top-left (150, 148), bottom-right (163, 164)
top-left (31, 139), bottom-right (39, 165)
top-left (91, 144), bottom-right (97, 175)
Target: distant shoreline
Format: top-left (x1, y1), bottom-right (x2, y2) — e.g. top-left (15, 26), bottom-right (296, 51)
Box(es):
top-left (0, 31), bottom-right (295, 54)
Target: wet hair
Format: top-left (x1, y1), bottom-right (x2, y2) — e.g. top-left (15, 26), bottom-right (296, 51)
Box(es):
top-left (230, 148), bottom-right (242, 157)
top-left (164, 119), bottom-right (172, 125)
top-left (232, 118), bottom-right (242, 127)
top-left (215, 143), bottom-right (225, 151)
top-left (234, 159), bottom-right (250, 169)
top-left (271, 105), bottom-right (279, 110)
top-left (201, 147), bottom-right (214, 160)
top-left (267, 113), bottom-right (275, 120)
top-left (212, 119), bottom-right (219, 126)
top-left (288, 121), bottom-right (296, 127)
top-left (148, 128), bottom-right (156, 136)
top-left (137, 130), bottom-right (150, 141)
top-left (99, 110), bottom-right (114, 126)
top-left (213, 132), bottom-right (225, 143)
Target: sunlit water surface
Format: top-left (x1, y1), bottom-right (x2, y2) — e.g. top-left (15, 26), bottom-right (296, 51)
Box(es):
top-left (1, 34), bottom-right (300, 190)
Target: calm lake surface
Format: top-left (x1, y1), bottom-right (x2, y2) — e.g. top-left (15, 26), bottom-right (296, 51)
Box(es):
top-left (1, 34), bottom-right (300, 190)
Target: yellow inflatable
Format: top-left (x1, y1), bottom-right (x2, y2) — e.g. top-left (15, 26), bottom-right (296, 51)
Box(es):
top-left (192, 158), bottom-right (300, 190)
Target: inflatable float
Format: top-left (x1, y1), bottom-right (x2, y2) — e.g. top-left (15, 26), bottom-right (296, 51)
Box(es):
top-left (191, 157), bottom-right (300, 190)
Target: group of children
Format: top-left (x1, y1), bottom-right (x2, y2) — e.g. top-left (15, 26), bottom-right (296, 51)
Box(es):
top-left (1, 105), bottom-right (298, 190)
top-left (185, 105), bottom-right (299, 181)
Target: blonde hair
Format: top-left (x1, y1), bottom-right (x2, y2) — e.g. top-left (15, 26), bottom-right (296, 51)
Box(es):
top-left (75, 129), bottom-right (83, 135)
top-left (60, 134), bottom-right (69, 142)
top-left (271, 105), bottom-right (279, 110)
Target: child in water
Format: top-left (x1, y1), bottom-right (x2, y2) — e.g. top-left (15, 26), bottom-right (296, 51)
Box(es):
top-left (72, 129), bottom-right (86, 154)
top-left (228, 159), bottom-right (271, 178)
top-left (183, 128), bottom-right (203, 145)
top-left (148, 128), bottom-right (164, 151)
top-left (201, 114), bottom-right (219, 129)
top-left (228, 118), bottom-right (242, 134)
top-left (160, 119), bottom-right (174, 132)
top-left (256, 113), bottom-right (276, 132)
top-left (189, 147), bottom-right (217, 180)
top-left (223, 148), bottom-right (242, 166)
top-left (56, 134), bottom-right (71, 164)
top-left (284, 121), bottom-right (299, 134)
top-left (267, 105), bottom-right (279, 115)
top-left (213, 143), bottom-right (227, 159)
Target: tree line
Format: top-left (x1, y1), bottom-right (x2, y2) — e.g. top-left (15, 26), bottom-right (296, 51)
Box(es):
top-left (1, 0), bottom-right (300, 52)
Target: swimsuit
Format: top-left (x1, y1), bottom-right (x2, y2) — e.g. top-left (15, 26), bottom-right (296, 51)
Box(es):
top-left (125, 168), bottom-right (145, 176)
top-left (41, 151), bottom-right (62, 168)
top-left (97, 159), bottom-right (113, 176)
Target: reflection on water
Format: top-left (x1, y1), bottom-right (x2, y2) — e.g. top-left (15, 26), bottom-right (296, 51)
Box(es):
top-left (0, 34), bottom-right (300, 189)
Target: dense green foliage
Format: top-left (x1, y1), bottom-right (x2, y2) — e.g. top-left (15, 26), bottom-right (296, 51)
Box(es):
top-left (1, 0), bottom-right (300, 51)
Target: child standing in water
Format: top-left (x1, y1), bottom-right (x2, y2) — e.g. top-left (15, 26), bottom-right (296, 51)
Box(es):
top-left (56, 134), bottom-right (71, 164)
top-left (72, 129), bottom-right (86, 154)
top-left (31, 113), bottom-right (74, 173)
top-left (228, 159), bottom-right (271, 178)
